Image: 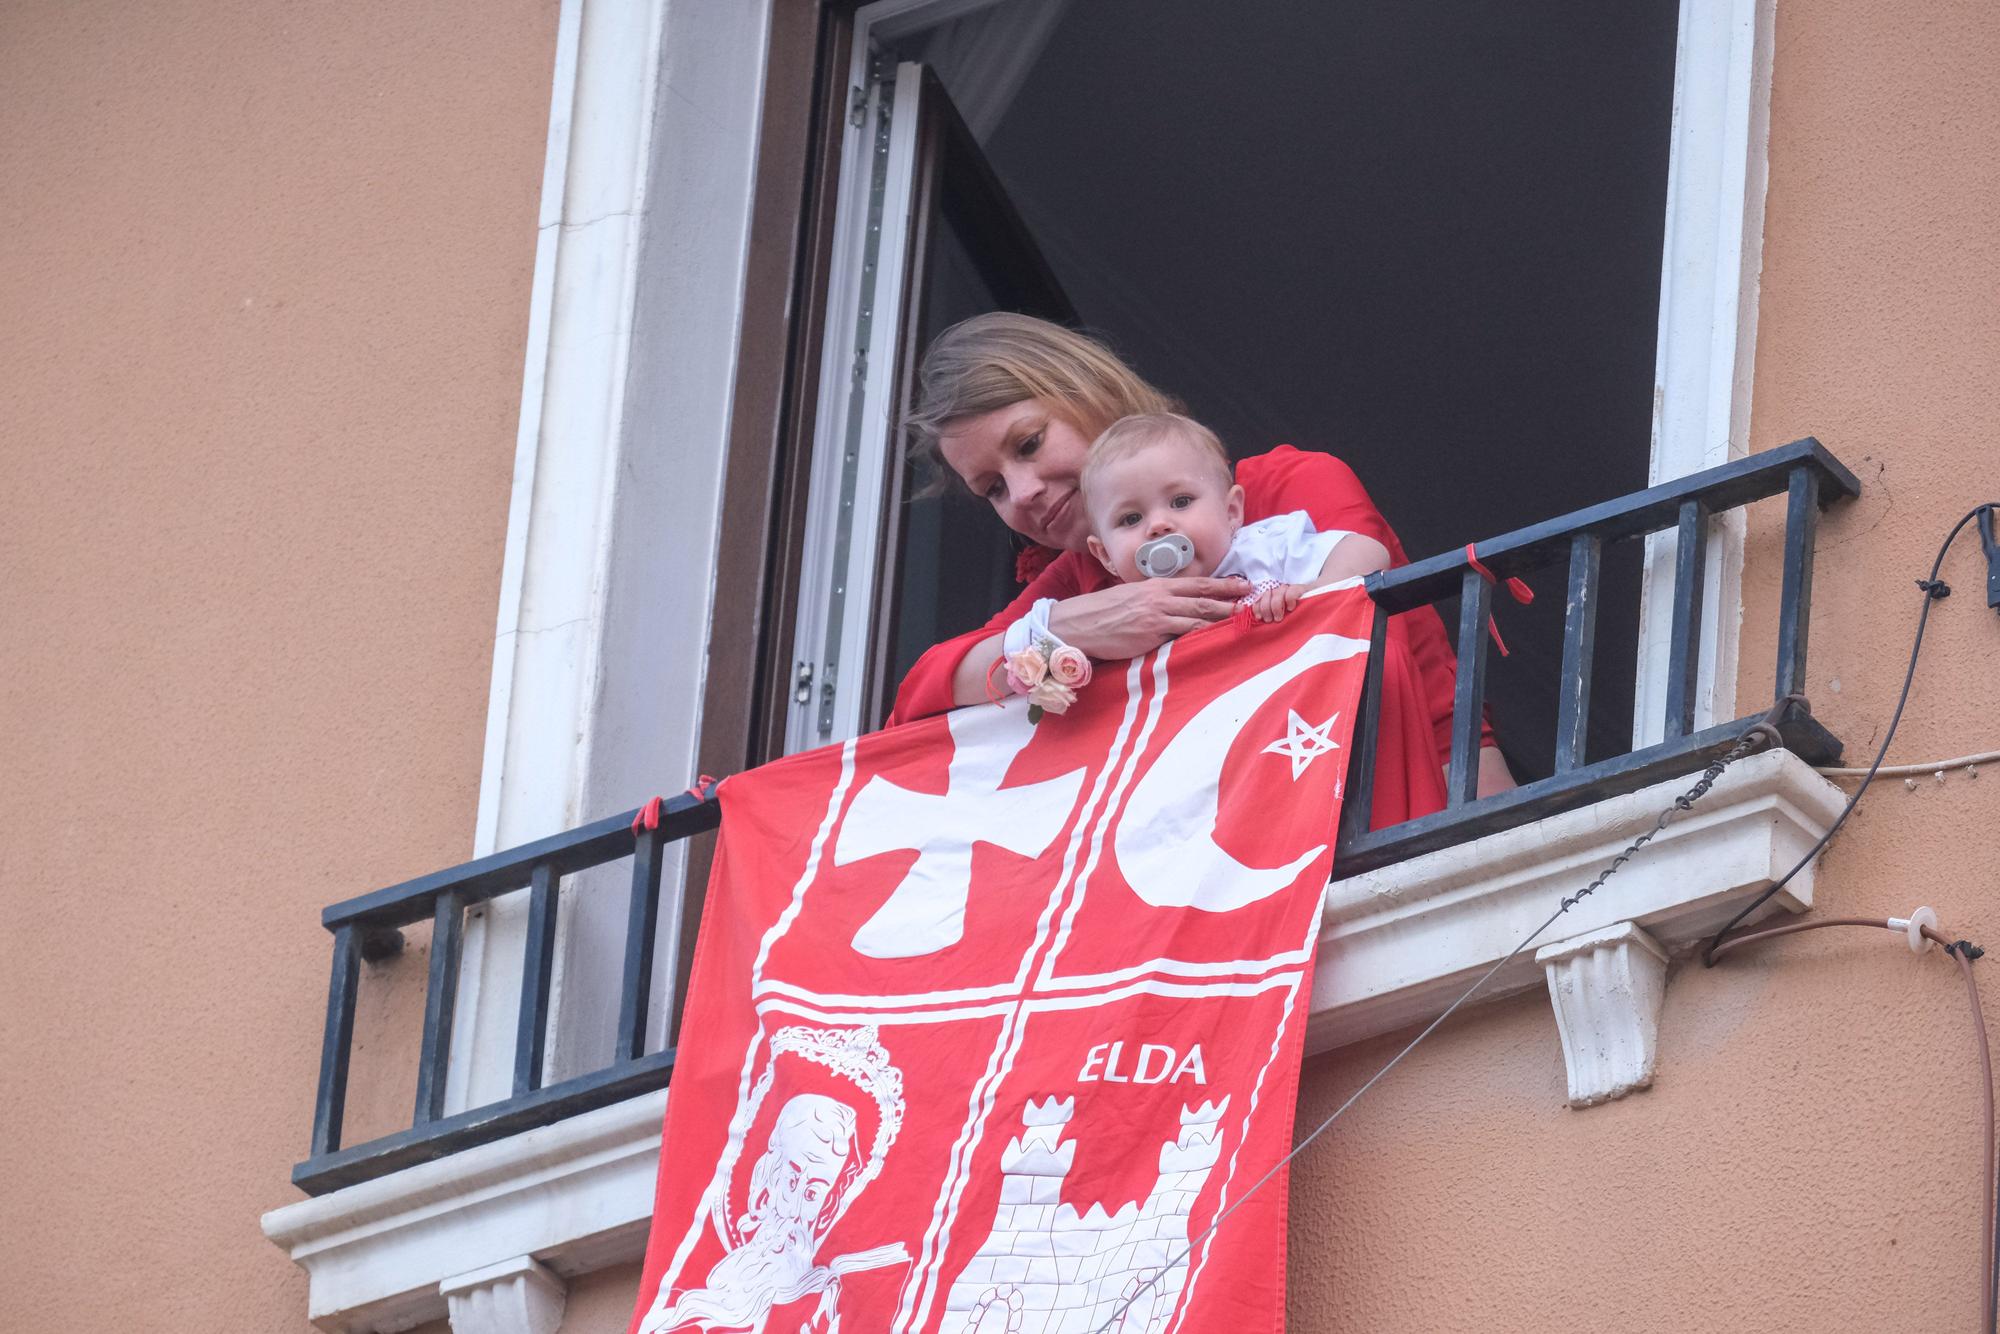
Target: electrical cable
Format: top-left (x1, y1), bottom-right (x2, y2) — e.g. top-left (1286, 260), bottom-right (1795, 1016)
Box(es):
top-left (1706, 917), bottom-right (1993, 1332)
top-left (1703, 504), bottom-right (2000, 965)
top-left (1817, 747), bottom-right (2000, 779)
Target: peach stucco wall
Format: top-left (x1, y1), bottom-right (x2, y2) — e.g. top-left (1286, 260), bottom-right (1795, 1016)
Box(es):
top-left (0, 1), bottom-right (555, 1329)
top-left (1288, 0), bottom-right (2000, 1329)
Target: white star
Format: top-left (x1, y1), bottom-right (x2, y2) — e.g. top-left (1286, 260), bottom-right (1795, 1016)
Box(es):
top-left (1261, 710), bottom-right (1341, 780)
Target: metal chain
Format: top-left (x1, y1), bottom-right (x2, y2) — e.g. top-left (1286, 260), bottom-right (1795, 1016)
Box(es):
top-left (1087, 718), bottom-right (1783, 1334)
top-left (1556, 723), bottom-right (1774, 915)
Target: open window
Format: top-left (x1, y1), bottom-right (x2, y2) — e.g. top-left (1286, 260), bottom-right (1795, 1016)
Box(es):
top-left (785, 55), bottom-right (1077, 753)
top-left (780, 0), bottom-right (1684, 783)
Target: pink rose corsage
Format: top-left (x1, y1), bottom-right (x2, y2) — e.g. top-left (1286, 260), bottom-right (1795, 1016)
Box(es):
top-left (1026, 676), bottom-right (1077, 718)
top-left (1047, 645), bottom-right (1091, 688)
top-left (999, 638), bottom-right (1092, 722)
top-left (1004, 645), bottom-right (1048, 692)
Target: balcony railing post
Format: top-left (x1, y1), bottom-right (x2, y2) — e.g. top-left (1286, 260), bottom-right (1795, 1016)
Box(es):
top-left (1663, 499), bottom-right (1710, 739)
top-left (1448, 568), bottom-right (1493, 806)
top-left (1337, 599), bottom-right (1390, 849)
top-left (615, 823), bottom-right (667, 1063)
top-left (412, 890), bottom-right (465, 1125)
top-left (1774, 464), bottom-right (1822, 700)
top-left (1553, 534), bottom-right (1602, 773)
top-left (309, 925), bottom-right (361, 1160)
top-left (512, 863), bottom-right (560, 1097)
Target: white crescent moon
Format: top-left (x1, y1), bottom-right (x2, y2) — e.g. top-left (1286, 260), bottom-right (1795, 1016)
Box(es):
top-left (1113, 632), bottom-right (1370, 911)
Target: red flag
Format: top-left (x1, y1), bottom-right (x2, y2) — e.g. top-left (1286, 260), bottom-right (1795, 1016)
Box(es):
top-left (629, 584), bottom-right (1373, 1334)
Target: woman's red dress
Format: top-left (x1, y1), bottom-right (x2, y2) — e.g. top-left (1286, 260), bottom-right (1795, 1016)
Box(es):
top-left (887, 445), bottom-right (1494, 830)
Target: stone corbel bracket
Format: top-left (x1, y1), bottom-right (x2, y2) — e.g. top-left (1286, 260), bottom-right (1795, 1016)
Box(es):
top-left (1308, 748), bottom-right (1848, 1092)
top-left (443, 1257), bottom-right (565, 1334)
top-left (1535, 921), bottom-right (1669, 1106)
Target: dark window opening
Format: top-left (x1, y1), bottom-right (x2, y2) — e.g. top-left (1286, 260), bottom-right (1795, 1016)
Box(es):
top-left (875, 0), bottom-right (1679, 781)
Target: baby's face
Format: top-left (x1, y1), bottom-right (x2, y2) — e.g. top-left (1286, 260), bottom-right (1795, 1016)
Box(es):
top-left (1083, 436), bottom-right (1244, 583)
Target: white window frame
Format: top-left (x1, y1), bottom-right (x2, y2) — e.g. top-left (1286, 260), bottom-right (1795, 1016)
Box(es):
top-left (782, 58), bottom-right (926, 753)
top-left (265, 1), bottom-right (1793, 1327)
top-left (446, 0), bottom-right (776, 1114)
top-left (267, 0), bottom-right (776, 1325)
top-left (1633, 0), bottom-right (1777, 744)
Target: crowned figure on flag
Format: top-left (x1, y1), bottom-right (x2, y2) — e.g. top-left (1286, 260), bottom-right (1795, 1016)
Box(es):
top-left (638, 1026), bottom-right (910, 1333)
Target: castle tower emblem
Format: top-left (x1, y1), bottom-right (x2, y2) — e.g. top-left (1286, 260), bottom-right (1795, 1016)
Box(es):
top-left (940, 1096), bottom-right (1231, 1333)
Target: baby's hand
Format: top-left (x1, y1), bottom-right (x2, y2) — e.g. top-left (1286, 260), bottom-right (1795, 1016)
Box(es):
top-left (1251, 583), bottom-right (1302, 623)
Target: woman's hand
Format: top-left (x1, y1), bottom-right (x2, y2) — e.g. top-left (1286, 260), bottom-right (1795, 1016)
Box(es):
top-left (1046, 577), bottom-right (1251, 659)
top-left (945, 576), bottom-right (1251, 708)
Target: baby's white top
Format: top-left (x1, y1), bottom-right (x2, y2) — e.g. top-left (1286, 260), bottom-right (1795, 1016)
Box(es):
top-left (1214, 511), bottom-right (1355, 593)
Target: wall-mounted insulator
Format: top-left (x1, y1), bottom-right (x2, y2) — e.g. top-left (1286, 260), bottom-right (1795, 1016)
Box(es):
top-left (1885, 905), bottom-right (1938, 953)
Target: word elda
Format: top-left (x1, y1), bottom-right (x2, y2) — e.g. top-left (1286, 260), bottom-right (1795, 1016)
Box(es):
top-left (1079, 1039), bottom-right (1207, 1085)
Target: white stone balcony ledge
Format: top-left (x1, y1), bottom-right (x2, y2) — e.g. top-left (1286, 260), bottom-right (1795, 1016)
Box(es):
top-left (1307, 747), bottom-right (1848, 1098)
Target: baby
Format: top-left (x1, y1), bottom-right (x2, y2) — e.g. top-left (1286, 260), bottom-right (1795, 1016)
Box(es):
top-left (1080, 413), bottom-right (1389, 623)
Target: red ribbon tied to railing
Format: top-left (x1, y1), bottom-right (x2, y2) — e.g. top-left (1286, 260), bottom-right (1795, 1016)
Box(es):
top-left (1464, 543), bottom-right (1535, 657)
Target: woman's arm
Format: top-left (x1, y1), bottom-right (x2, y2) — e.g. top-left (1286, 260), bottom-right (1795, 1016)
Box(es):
top-left (889, 556), bottom-right (1087, 725)
top-left (888, 556), bottom-right (1249, 723)
top-left (1316, 532), bottom-right (1393, 585)
top-left (942, 578), bottom-right (1251, 708)
top-left (946, 631), bottom-right (1009, 708)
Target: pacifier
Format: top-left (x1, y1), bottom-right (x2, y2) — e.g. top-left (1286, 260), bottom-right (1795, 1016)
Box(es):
top-left (1135, 533), bottom-right (1195, 579)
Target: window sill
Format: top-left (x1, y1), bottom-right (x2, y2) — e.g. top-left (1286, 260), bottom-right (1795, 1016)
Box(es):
top-left (261, 1089), bottom-right (665, 1333)
top-left (1307, 748), bottom-right (1848, 1086)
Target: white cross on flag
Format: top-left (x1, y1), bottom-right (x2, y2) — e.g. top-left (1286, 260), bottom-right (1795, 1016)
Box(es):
top-left (629, 585), bottom-right (1374, 1334)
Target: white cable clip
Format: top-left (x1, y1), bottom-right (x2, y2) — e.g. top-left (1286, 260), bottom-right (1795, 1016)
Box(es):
top-left (1885, 905), bottom-right (1938, 954)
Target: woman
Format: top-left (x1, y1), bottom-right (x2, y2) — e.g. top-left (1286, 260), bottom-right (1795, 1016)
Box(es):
top-left (887, 313), bottom-right (1511, 828)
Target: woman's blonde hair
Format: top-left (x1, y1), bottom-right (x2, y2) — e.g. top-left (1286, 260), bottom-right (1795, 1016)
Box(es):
top-left (906, 313), bottom-right (1181, 496)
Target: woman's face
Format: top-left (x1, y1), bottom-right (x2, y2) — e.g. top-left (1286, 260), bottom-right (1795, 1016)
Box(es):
top-left (936, 399), bottom-right (1096, 552)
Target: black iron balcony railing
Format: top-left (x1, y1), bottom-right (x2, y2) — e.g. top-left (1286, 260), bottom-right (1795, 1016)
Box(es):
top-left (293, 437), bottom-right (1857, 1196)
top-left (1335, 435), bottom-right (1859, 874)
top-left (294, 790), bottom-right (717, 1195)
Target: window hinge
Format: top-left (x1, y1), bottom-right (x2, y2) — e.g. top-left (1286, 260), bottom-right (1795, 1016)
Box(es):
top-left (849, 83), bottom-right (868, 127)
top-left (793, 660), bottom-right (814, 705)
top-left (817, 663), bottom-right (839, 734)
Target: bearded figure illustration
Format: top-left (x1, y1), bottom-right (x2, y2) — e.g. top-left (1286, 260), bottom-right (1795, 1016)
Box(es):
top-left (640, 1027), bottom-right (908, 1333)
